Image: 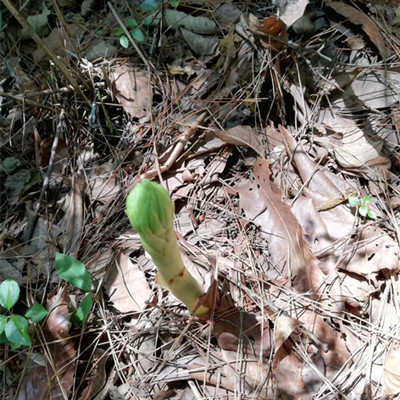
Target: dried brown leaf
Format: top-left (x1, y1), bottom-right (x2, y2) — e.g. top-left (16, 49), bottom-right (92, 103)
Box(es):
top-left (384, 342), bottom-right (400, 395)
top-left (103, 252), bottom-right (153, 313)
top-left (338, 226), bottom-right (400, 276)
top-left (326, 2), bottom-right (387, 59)
top-left (237, 157), bottom-right (325, 295)
top-left (215, 125), bottom-right (265, 157)
top-left (111, 66), bottom-right (151, 119)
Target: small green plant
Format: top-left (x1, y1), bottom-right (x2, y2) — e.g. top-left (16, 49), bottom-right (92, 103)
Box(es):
top-left (0, 254), bottom-right (93, 348)
top-left (0, 278), bottom-right (47, 349)
top-left (348, 195), bottom-right (377, 220)
top-left (126, 179), bottom-right (209, 315)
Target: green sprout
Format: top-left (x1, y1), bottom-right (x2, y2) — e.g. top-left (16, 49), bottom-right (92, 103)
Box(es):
top-left (348, 195), bottom-right (377, 220)
top-left (126, 179), bottom-right (209, 316)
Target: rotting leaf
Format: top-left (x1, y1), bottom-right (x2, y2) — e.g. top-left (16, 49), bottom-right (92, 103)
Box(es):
top-left (326, 1), bottom-right (387, 59)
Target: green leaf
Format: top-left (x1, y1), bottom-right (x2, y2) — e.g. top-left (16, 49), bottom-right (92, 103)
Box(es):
top-left (367, 210), bottom-right (377, 220)
top-left (0, 331), bottom-right (7, 344)
top-left (143, 16), bottom-right (152, 26)
top-left (21, 7), bottom-right (51, 39)
top-left (0, 279), bottom-right (20, 310)
top-left (0, 157), bottom-right (22, 174)
top-left (5, 315), bottom-right (31, 346)
top-left (348, 197), bottom-right (361, 206)
top-left (125, 18), bottom-right (138, 27)
top-left (25, 304), bottom-right (48, 323)
top-left (363, 196), bottom-right (372, 205)
top-left (359, 205), bottom-right (368, 217)
top-left (140, 0), bottom-right (158, 11)
top-left (131, 28), bottom-right (145, 42)
top-left (55, 253), bottom-right (92, 291)
top-left (116, 27), bottom-right (125, 36)
top-left (74, 293), bottom-right (93, 325)
top-left (120, 35), bottom-right (129, 48)
top-left (0, 315), bottom-right (8, 333)
top-left (169, 0), bottom-right (179, 7)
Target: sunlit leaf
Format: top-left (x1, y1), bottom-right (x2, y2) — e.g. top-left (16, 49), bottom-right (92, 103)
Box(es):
top-left (363, 196), bottom-right (372, 204)
top-left (120, 35), bottom-right (129, 48)
top-left (5, 315), bottom-right (31, 346)
top-left (55, 253), bottom-right (92, 291)
top-left (25, 304), bottom-right (48, 323)
top-left (359, 205), bottom-right (368, 217)
top-left (367, 210), bottom-right (377, 220)
top-left (0, 279), bottom-right (20, 310)
top-left (348, 196), bottom-right (361, 206)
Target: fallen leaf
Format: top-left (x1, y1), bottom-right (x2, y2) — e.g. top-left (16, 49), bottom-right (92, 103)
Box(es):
top-left (103, 252), bottom-right (153, 313)
top-left (180, 28), bottom-right (219, 57)
top-left (111, 66), bottom-right (152, 119)
top-left (326, 2), bottom-right (387, 59)
top-left (215, 125), bottom-right (265, 157)
top-left (384, 342), bottom-right (400, 395)
top-left (338, 226), bottom-right (400, 276)
top-left (237, 157), bottom-right (325, 296)
top-left (331, 70), bottom-right (400, 111)
top-left (164, 9), bottom-right (219, 34)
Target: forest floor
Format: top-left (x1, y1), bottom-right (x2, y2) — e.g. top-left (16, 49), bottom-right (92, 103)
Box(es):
top-left (0, 0), bottom-right (400, 399)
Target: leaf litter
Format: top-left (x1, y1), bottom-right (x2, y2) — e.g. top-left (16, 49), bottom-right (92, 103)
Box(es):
top-left (0, 0), bottom-right (399, 399)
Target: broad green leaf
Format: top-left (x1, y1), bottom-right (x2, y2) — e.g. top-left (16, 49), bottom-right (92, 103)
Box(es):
top-left (359, 205), bottom-right (368, 217)
top-left (348, 197), bottom-right (361, 206)
top-left (363, 196), bottom-right (372, 204)
top-left (120, 35), bottom-right (129, 48)
top-left (116, 27), bottom-right (125, 36)
top-left (125, 18), bottom-right (138, 27)
top-left (367, 210), bottom-right (377, 220)
top-left (5, 315), bottom-right (31, 346)
top-left (55, 253), bottom-right (92, 291)
top-left (140, 0), bottom-right (158, 11)
top-left (21, 7), bottom-right (51, 39)
top-left (131, 28), bottom-right (145, 42)
top-left (0, 157), bottom-right (22, 173)
top-left (170, 0), bottom-right (179, 7)
top-left (0, 279), bottom-right (20, 310)
top-left (0, 315), bottom-right (8, 333)
top-left (74, 293), bottom-right (93, 325)
top-left (25, 304), bottom-right (48, 323)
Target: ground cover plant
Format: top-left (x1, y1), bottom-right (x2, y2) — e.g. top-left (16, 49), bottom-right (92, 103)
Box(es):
top-left (0, 0), bottom-right (399, 399)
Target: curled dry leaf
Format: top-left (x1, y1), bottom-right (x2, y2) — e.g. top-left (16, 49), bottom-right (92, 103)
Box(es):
top-left (326, 1), bottom-right (387, 59)
top-left (215, 125), bottom-right (265, 157)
